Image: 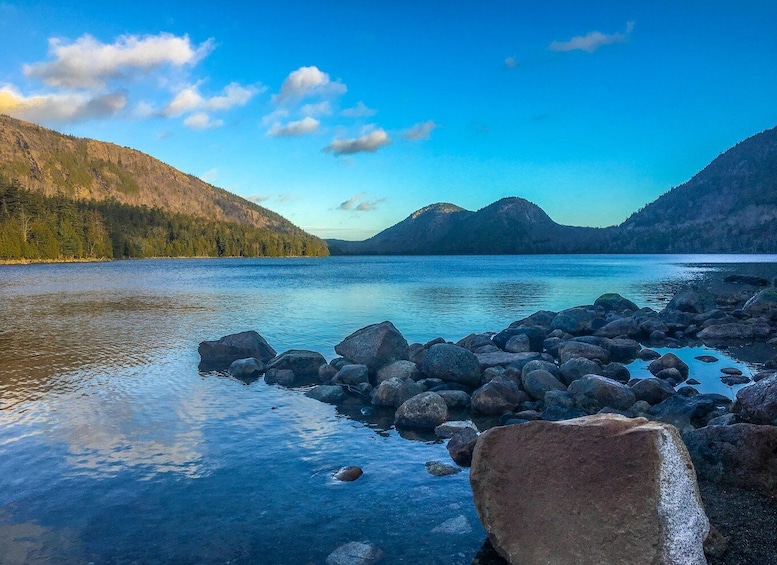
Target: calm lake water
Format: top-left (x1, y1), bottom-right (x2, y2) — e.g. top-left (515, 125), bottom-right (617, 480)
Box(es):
top-left (0, 255), bottom-right (775, 564)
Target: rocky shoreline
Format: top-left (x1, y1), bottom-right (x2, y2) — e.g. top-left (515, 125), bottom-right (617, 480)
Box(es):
top-left (199, 274), bottom-right (777, 565)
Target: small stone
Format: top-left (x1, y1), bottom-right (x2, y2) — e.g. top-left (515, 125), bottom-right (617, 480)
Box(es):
top-left (425, 461), bottom-right (462, 476)
top-left (703, 524), bottom-right (728, 558)
top-left (447, 427), bottom-right (479, 466)
top-left (325, 541), bottom-right (384, 565)
top-left (695, 355), bottom-right (719, 363)
top-left (720, 375), bottom-right (751, 386)
top-left (435, 420), bottom-right (478, 439)
top-left (720, 367), bottom-right (743, 376)
top-left (305, 385), bottom-right (347, 404)
top-left (431, 515), bottom-right (472, 534)
top-left (333, 466), bottom-right (363, 482)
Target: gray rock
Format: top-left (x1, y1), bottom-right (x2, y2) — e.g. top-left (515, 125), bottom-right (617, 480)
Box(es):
top-left (334, 321), bottom-right (409, 373)
top-left (416, 377), bottom-right (445, 391)
top-left (734, 373), bottom-right (777, 425)
top-left (435, 419), bottom-right (478, 438)
top-left (521, 359), bottom-right (560, 379)
top-left (698, 321), bottom-right (771, 342)
top-left (594, 293), bottom-right (639, 313)
top-left (394, 392), bottom-right (448, 429)
top-left (655, 367), bottom-right (685, 385)
top-left (521, 369), bottom-right (566, 400)
top-left (325, 542), bottom-right (384, 565)
top-left (650, 394), bottom-right (733, 433)
top-left (601, 362), bottom-right (630, 383)
top-left (431, 515), bottom-right (472, 534)
top-left (318, 363), bottom-right (338, 383)
top-left (456, 333), bottom-right (494, 352)
top-left (228, 357), bottom-right (265, 381)
top-left (198, 330), bottom-right (276, 370)
top-left (375, 360), bottom-right (419, 384)
top-left (371, 377), bottom-right (422, 408)
top-left (305, 385), bottom-right (347, 404)
top-left (540, 405), bottom-right (589, 421)
top-left (425, 461), bottom-right (462, 476)
top-left (638, 348), bottom-right (661, 361)
top-left (332, 364), bottom-right (370, 386)
top-left (648, 353), bottom-right (689, 379)
top-left (742, 287), bottom-right (777, 320)
top-left (544, 389), bottom-right (575, 408)
top-left (436, 389), bottom-right (471, 409)
top-left (550, 306), bottom-right (601, 335)
top-left (594, 317), bottom-right (641, 339)
top-left (558, 341), bottom-right (610, 365)
top-left (447, 427), bottom-right (479, 466)
top-left (264, 368), bottom-right (296, 387)
top-left (665, 286), bottom-right (717, 314)
top-left (471, 377), bottom-right (529, 415)
top-left (568, 375), bottom-right (637, 413)
top-left (333, 466), bottom-right (363, 481)
top-left (476, 351), bottom-right (544, 370)
top-left (559, 357), bottom-right (602, 386)
top-left (510, 310), bottom-right (558, 329)
top-left (706, 413), bottom-right (737, 426)
top-left (266, 349), bottom-right (327, 379)
top-left (504, 333), bottom-right (531, 353)
top-left (606, 338), bottom-right (642, 363)
top-left (492, 326), bottom-right (546, 351)
top-left (631, 377), bottom-right (676, 405)
top-left (423, 343), bottom-right (482, 387)
top-left (720, 375), bottom-right (751, 386)
top-left (408, 343), bottom-right (426, 366)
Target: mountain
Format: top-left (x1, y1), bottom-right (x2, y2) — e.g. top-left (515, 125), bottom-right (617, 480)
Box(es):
top-left (328, 126), bottom-right (777, 255)
top-left (0, 114), bottom-right (328, 260)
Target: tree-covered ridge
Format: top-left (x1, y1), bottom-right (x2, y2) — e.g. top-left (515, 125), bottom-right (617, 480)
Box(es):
top-left (0, 178), bottom-right (328, 261)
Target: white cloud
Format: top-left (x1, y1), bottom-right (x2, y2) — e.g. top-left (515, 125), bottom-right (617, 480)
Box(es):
top-left (24, 33), bottom-right (213, 89)
top-left (301, 101), bottom-right (331, 116)
top-left (207, 82), bottom-right (261, 110)
top-left (274, 66), bottom-right (346, 102)
top-left (337, 192), bottom-right (385, 212)
top-left (341, 101), bottom-right (377, 118)
top-left (549, 21), bottom-right (635, 53)
top-left (0, 84), bottom-right (125, 122)
top-left (261, 108), bottom-right (289, 125)
top-left (324, 128), bottom-right (390, 156)
top-left (504, 56), bottom-right (519, 69)
top-left (267, 116), bottom-right (320, 137)
top-left (163, 82), bottom-right (258, 117)
top-left (183, 112), bottom-right (223, 130)
top-left (404, 120), bottom-right (437, 141)
top-left (163, 86), bottom-right (203, 117)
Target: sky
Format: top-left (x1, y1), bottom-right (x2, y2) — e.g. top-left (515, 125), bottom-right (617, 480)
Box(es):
top-left (0, 1), bottom-right (775, 240)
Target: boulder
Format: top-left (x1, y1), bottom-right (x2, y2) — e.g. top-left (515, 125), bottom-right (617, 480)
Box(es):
top-left (509, 310), bottom-right (557, 329)
top-left (264, 368), bottom-right (296, 387)
top-left (471, 377), bottom-right (528, 415)
top-left (447, 427), bottom-right (479, 466)
top-left (436, 389), bottom-right (471, 409)
top-left (422, 343), bottom-right (482, 387)
top-left (559, 357), bottom-right (602, 386)
top-left (521, 359), bottom-right (560, 379)
top-left (550, 307), bottom-right (601, 335)
top-left (375, 360), bottom-right (419, 384)
top-left (649, 394), bottom-right (733, 433)
top-left (470, 415), bottom-right (709, 565)
top-left (540, 405), bottom-right (588, 421)
top-left (476, 351), bottom-right (543, 370)
top-left (521, 369), bottom-right (566, 401)
top-left (683, 423), bottom-right (777, 497)
top-left (606, 338), bottom-right (642, 363)
top-left (734, 373), bottom-right (777, 425)
top-left (698, 321), bottom-right (771, 342)
top-left (371, 377), bottom-right (422, 408)
top-left (325, 541), bottom-right (384, 565)
top-left (504, 334), bottom-right (531, 353)
top-left (408, 343), bottom-right (426, 366)
top-left (742, 287), bottom-right (777, 320)
top-left (492, 326), bottom-right (545, 352)
top-left (435, 419), bottom-right (478, 438)
top-left (544, 389), bottom-right (575, 408)
top-left (198, 330), bottom-right (276, 369)
top-left (601, 362), bottom-right (630, 383)
top-left (665, 286), bottom-right (717, 314)
top-left (333, 466), bottom-right (363, 482)
top-left (456, 333), bottom-right (494, 352)
top-left (332, 364), bottom-right (370, 386)
top-left (228, 357), bottom-right (265, 381)
top-left (594, 293), bottom-right (639, 313)
top-left (631, 378), bottom-right (676, 405)
top-left (394, 392), bottom-right (448, 429)
top-left (425, 461), bottom-right (462, 476)
top-left (305, 385), bottom-right (347, 404)
top-left (648, 353), bottom-right (690, 379)
top-left (334, 321), bottom-right (409, 373)
top-left (318, 363), bottom-right (338, 384)
top-left (557, 341), bottom-right (610, 365)
top-left (567, 375), bottom-right (636, 413)
top-left (266, 349), bottom-right (326, 379)
top-left (594, 317), bottom-right (641, 339)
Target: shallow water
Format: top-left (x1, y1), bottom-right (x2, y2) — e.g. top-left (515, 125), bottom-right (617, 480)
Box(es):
top-left (0, 255), bottom-right (775, 564)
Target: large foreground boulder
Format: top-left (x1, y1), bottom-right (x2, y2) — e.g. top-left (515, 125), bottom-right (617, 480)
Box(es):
top-left (470, 414), bottom-right (709, 565)
top-left (198, 330), bottom-right (276, 370)
top-left (334, 321), bottom-right (409, 373)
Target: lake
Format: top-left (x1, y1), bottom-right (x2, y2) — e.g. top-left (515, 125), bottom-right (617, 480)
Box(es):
top-left (0, 255), bottom-right (775, 564)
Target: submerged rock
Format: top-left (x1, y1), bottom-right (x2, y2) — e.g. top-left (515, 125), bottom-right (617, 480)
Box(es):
top-left (470, 414), bottom-right (709, 565)
top-left (325, 541), bottom-right (384, 565)
top-left (431, 514), bottom-right (472, 534)
top-left (198, 330), bottom-right (276, 370)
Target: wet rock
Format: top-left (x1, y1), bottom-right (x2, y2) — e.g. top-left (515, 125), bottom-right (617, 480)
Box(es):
top-left (198, 330), bottom-right (277, 370)
top-left (550, 306), bottom-right (601, 335)
top-left (631, 377), bottom-right (676, 405)
top-left (743, 287), bottom-right (777, 320)
top-left (228, 357), bottom-right (265, 381)
top-left (720, 375), bottom-right (751, 386)
top-left (594, 317), bottom-right (640, 339)
top-left (521, 369), bottom-right (566, 400)
top-left (695, 355), bottom-right (719, 363)
top-left (431, 515), bottom-right (472, 534)
top-left (492, 326), bottom-right (546, 352)
top-left (594, 293), bottom-right (639, 313)
top-left (335, 321), bottom-right (409, 373)
top-left (333, 466), bottom-right (363, 482)
top-left (638, 348), bottom-right (661, 360)
top-left (686, 378), bottom-right (701, 385)
top-left (325, 541), bottom-right (384, 565)
top-left (371, 377), bottom-right (421, 408)
top-left (683, 423), bottom-right (777, 497)
top-left (447, 427), bottom-right (479, 466)
top-left (665, 286), bottom-right (717, 314)
top-left (470, 415), bottom-right (709, 565)
top-left (557, 341), bottom-right (610, 365)
top-left (471, 377), bottom-right (529, 415)
top-left (753, 370), bottom-right (775, 382)
top-left (606, 338), bottom-right (642, 363)
top-left (435, 420), bottom-right (478, 438)
top-left (601, 362), bottom-right (630, 383)
top-left (648, 352), bottom-right (690, 379)
top-left (264, 368), bottom-right (296, 387)
top-left (436, 389), bottom-right (471, 409)
top-left (659, 310), bottom-right (695, 332)
top-left (332, 364), bottom-right (370, 386)
top-left (425, 461), bottom-right (462, 476)
top-left (639, 318), bottom-right (670, 337)
top-left (394, 392), bottom-right (448, 429)
top-left (559, 357), bottom-right (602, 386)
top-left (266, 349), bottom-right (326, 379)
top-left (375, 360), bottom-right (419, 384)
top-left (408, 343), bottom-right (426, 366)
top-left (649, 394), bottom-right (733, 433)
top-left (567, 375), bottom-right (636, 414)
top-left (423, 343), bottom-right (482, 387)
top-left (734, 373), bottom-right (777, 425)
top-left (721, 367), bottom-right (742, 376)
top-left (305, 385), bottom-right (347, 404)
top-left (655, 367), bottom-right (685, 386)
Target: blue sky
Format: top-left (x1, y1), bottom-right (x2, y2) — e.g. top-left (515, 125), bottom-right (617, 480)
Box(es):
top-left (1, 1), bottom-right (775, 240)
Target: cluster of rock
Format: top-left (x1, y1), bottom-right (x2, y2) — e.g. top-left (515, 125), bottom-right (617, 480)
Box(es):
top-left (198, 280), bottom-right (777, 564)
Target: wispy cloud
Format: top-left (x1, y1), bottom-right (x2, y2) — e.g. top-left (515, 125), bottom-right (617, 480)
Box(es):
top-left (341, 101), bottom-right (377, 118)
top-left (24, 33), bottom-right (213, 89)
top-left (549, 22), bottom-right (634, 53)
top-left (504, 56), bottom-right (519, 69)
top-left (404, 120), bottom-right (437, 141)
top-left (301, 101), bottom-right (331, 117)
top-left (274, 66), bottom-right (346, 103)
top-left (0, 85), bottom-right (126, 123)
top-left (163, 82), bottom-right (259, 118)
top-left (337, 192), bottom-right (385, 212)
top-left (267, 116), bottom-right (320, 137)
top-left (324, 128), bottom-right (390, 156)
top-left (183, 112), bottom-right (223, 130)
top-left (247, 194), bottom-right (270, 204)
